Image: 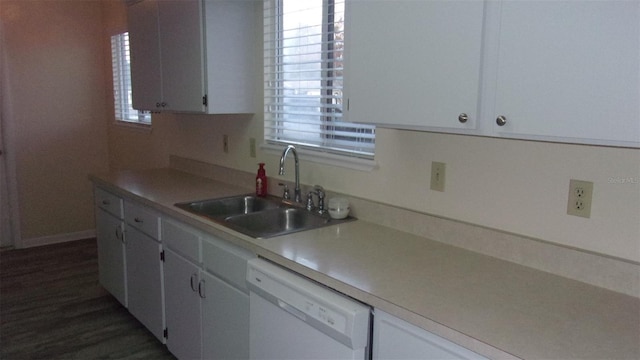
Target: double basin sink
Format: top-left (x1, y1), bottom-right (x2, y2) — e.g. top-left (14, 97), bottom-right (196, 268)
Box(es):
top-left (175, 194), bottom-right (354, 239)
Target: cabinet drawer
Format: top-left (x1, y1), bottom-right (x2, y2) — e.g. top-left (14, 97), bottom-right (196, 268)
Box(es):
top-left (162, 218), bottom-right (201, 264)
top-left (124, 200), bottom-right (161, 240)
top-left (94, 187), bottom-right (123, 219)
top-left (202, 235), bottom-right (254, 293)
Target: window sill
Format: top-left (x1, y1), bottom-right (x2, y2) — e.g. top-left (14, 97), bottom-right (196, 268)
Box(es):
top-left (113, 120), bottom-right (152, 133)
top-left (261, 143), bottom-right (377, 172)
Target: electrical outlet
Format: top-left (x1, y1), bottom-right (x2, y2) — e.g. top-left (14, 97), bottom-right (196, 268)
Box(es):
top-left (567, 179), bottom-right (593, 218)
top-left (430, 162), bottom-right (446, 192)
top-left (249, 138), bottom-right (256, 158)
top-left (223, 134), bottom-right (229, 153)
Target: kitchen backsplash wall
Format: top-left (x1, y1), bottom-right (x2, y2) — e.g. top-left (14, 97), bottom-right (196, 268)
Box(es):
top-left (169, 155), bottom-right (639, 298)
top-left (108, 112), bottom-right (640, 266)
top-left (105, 2), bottom-right (639, 269)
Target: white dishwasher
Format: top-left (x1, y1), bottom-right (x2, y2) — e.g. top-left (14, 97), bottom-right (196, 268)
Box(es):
top-left (246, 258), bottom-right (371, 360)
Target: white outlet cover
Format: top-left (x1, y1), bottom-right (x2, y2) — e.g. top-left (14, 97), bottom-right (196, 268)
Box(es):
top-left (567, 179), bottom-right (593, 218)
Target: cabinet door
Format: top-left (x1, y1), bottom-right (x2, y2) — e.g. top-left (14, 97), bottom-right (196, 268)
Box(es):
top-left (95, 208), bottom-right (127, 307)
top-left (128, 0), bottom-right (163, 111)
top-left (201, 271), bottom-right (249, 360)
top-left (373, 310), bottom-right (487, 360)
top-left (164, 249), bottom-right (202, 360)
top-left (492, 1), bottom-right (640, 146)
top-left (202, 0), bottom-right (256, 114)
top-left (158, 0), bottom-right (206, 112)
top-left (126, 226), bottom-right (165, 342)
top-left (344, 0), bottom-right (484, 130)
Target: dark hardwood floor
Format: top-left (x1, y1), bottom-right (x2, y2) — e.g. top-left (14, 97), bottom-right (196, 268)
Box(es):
top-left (0, 238), bottom-right (175, 360)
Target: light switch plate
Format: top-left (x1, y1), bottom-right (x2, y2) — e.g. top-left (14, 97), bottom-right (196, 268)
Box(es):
top-left (249, 138), bottom-right (256, 158)
top-left (430, 162), bottom-right (446, 192)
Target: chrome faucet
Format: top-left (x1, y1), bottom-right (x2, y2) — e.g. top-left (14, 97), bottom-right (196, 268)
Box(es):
top-left (278, 145), bottom-right (302, 203)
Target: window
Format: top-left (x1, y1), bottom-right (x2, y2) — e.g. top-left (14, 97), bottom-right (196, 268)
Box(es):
top-left (110, 32), bottom-right (150, 125)
top-left (264, 0), bottom-right (375, 160)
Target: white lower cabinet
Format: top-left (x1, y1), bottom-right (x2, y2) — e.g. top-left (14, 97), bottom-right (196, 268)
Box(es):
top-left (164, 257), bottom-right (251, 360)
top-left (125, 225), bottom-right (165, 342)
top-left (373, 309), bottom-right (487, 360)
top-left (96, 208), bottom-right (126, 306)
top-left (96, 193), bottom-right (254, 357)
top-left (201, 270), bottom-right (249, 360)
top-left (162, 217), bottom-right (253, 360)
top-left (94, 187), bottom-right (127, 307)
top-left (200, 234), bottom-right (253, 360)
top-left (164, 248), bottom-right (203, 360)
top-left (97, 193), bottom-right (489, 359)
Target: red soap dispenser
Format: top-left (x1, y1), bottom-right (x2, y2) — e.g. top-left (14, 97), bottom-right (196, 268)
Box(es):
top-left (256, 163), bottom-right (268, 197)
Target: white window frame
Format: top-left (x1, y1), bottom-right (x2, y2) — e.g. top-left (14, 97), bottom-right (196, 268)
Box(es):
top-left (111, 32), bottom-right (151, 126)
top-left (263, 0), bottom-right (376, 170)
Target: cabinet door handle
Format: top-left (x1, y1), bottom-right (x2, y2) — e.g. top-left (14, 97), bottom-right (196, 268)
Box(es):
top-left (134, 217), bottom-right (143, 224)
top-left (102, 200), bottom-right (111, 206)
top-left (198, 279), bottom-right (206, 299)
top-left (458, 113), bottom-right (468, 123)
top-left (115, 226), bottom-right (124, 243)
top-left (190, 273), bottom-right (198, 292)
top-left (496, 115), bottom-right (507, 126)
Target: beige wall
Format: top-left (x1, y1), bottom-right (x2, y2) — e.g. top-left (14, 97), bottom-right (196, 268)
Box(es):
top-left (106, 1), bottom-right (639, 263)
top-left (1, 0), bottom-right (110, 245)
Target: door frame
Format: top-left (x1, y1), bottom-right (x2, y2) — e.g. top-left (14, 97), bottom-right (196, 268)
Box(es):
top-left (0, 30), bottom-right (22, 248)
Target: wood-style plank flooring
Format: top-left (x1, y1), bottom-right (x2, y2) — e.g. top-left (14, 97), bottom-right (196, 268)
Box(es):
top-left (0, 238), bottom-right (175, 359)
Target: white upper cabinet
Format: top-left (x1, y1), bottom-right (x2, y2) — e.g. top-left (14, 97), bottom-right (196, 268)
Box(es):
top-left (345, 0), bottom-right (640, 148)
top-left (128, 0), bottom-right (255, 114)
top-left (344, 0), bottom-right (485, 131)
top-left (128, 0), bottom-right (162, 111)
top-left (157, 0), bottom-right (207, 113)
top-left (489, 0), bottom-right (640, 146)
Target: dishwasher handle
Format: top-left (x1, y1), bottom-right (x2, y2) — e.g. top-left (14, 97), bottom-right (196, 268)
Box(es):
top-left (278, 299), bottom-right (307, 321)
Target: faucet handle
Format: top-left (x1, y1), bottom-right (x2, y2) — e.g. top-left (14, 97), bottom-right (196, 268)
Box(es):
top-left (313, 185), bottom-right (325, 198)
top-left (278, 183), bottom-right (290, 200)
top-left (305, 192), bottom-right (315, 211)
top-left (313, 185), bottom-right (326, 213)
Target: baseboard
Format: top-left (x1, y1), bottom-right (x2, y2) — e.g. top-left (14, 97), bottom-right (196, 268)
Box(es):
top-left (20, 229), bottom-right (96, 249)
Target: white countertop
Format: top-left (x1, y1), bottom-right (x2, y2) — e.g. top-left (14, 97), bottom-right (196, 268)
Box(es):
top-left (90, 168), bottom-right (640, 359)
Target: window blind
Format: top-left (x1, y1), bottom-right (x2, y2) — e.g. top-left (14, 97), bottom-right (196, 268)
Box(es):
top-left (111, 33), bottom-right (150, 124)
top-left (264, 0), bottom-right (375, 159)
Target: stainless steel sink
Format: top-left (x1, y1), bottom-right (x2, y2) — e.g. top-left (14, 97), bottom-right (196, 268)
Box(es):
top-left (224, 207), bottom-right (333, 239)
top-left (175, 194), bottom-right (354, 238)
top-left (175, 194), bottom-right (281, 218)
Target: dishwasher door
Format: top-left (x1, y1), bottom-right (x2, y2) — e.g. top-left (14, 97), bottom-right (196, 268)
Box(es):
top-left (247, 258), bottom-right (371, 360)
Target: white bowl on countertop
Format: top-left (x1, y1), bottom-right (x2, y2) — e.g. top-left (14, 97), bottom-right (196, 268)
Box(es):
top-left (328, 197), bottom-right (350, 219)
